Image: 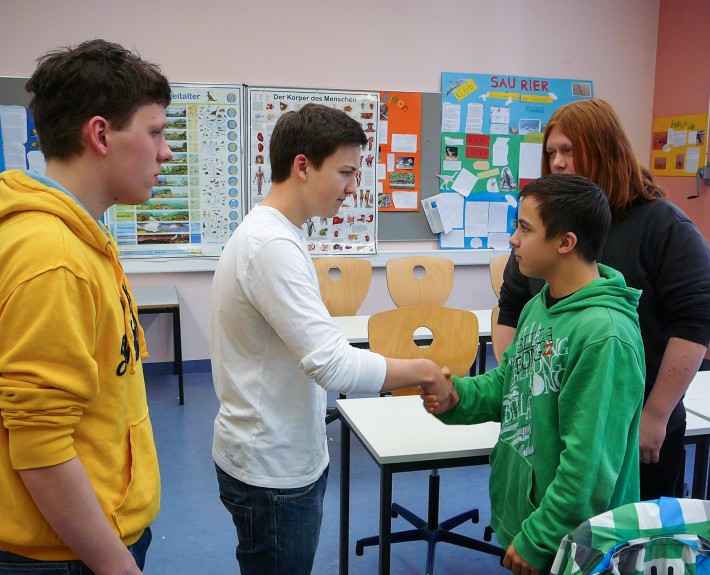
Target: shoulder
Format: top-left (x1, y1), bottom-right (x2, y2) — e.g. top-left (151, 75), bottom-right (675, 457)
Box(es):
top-left (625, 197), bottom-right (693, 227)
top-left (615, 198), bottom-right (704, 248)
top-left (0, 212), bottom-right (97, 299)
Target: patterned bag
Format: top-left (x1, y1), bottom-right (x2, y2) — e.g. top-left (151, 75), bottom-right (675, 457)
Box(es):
top-left (550, 498), bottom-right (710, 575)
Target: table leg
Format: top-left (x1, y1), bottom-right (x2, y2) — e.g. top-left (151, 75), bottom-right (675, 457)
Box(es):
top-left (378, 465), bottom-right (393, 575)
top-left (172, 307), bottom-right (184, 405)
top-left (691, 435), bottom-right (709, 499)
top-left (339, 417), bottom-right (351, 575)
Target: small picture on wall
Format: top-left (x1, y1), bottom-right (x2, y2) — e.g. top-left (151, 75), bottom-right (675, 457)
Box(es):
top-left (395, 156), bottom-right (415, 170)
top-left (572, 82), bottom-right (592, 97)
top-left (445, 146), bottom-right (459, 160)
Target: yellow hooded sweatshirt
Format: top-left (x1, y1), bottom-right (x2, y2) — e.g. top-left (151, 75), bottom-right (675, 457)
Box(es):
top-left (0, 170), bottom-right (159, 560)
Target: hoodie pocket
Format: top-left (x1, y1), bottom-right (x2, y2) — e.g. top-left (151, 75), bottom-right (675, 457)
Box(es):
top-left (488, 439), bottom-right (536, 544)
top-left (111, 413), bottom-right (161, 539)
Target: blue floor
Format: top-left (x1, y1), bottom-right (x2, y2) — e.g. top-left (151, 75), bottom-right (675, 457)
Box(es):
top-left (143, 348), bottom-right (510, 574)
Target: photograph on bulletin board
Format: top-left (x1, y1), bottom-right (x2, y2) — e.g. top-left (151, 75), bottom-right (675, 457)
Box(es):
top-left (376, 91), bottom-right (422, 212)
top-left (651, 113), bottom-right (708, 177)
top-left (436, 71), bottom-right (593, 250)
top-left (105, 83), bottom-right (245, 258)
top-left (247, 87), bottom-right (379, 255)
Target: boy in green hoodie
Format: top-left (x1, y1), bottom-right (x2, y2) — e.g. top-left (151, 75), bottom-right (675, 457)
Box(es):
top-left (424, 173), bottom-right (645, 575)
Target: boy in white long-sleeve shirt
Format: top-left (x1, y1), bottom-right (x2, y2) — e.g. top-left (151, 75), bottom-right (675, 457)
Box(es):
top-left (211, 103), bottom-right (452, 575)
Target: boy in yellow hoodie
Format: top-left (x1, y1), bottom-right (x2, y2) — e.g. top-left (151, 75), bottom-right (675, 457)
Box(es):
top-left (0, 40), bottom-right (173, 574)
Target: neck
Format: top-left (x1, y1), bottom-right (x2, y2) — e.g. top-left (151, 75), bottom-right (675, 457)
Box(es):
top-left (260, 181), bottom-right (308, 227)
top-left (546, 259), bottom-right (600, 299)
top-left (45, 158), bottom-right (108, 219)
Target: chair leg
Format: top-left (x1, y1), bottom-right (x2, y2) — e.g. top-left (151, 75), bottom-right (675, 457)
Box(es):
top-left (439, 507), bottom-right (479, 531)
top-left (355, 470), bottom-right (504, 571)
top-left (391, 502), bottom-right (428, 529)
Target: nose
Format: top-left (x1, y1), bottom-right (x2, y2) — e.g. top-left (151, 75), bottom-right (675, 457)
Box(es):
top-left (159, 137), bottom-right (174, 163)
top-left (509, 229), bottom-right (520, 247)
top-left (551, 153), bottom-right (565, 173)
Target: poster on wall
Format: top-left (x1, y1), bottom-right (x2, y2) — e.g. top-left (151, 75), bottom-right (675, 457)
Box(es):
top-left (105, 83), bottom-right (245, 257)
top-left (247, 87), bottom-right (379, 255)
top-left (436, 71), bottom-right (593, 250)
top-left (0, 104), bottom-right (42, 172)
top-left (651, 113), bottom-right (708, 177)
top-left (376, 91), bottom-right (422, 212)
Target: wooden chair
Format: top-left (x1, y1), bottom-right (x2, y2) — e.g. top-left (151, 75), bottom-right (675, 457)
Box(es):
top-left (488, 253), bottom-right (509, 299)
top-left (355, 306), bottom-right (503, 572)
top-left (490, 306), bottom-right (503, 364)
top-left (313, 257), bottom-right (372, 316)
top-left (385, 256), bottom-right (454, 308)
top-left (488, 253), bottom-right (509, 364)
top-left (313, 257), bottom-right (372, 425)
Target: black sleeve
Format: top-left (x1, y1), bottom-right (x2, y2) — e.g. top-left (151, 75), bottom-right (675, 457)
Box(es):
top-left (497, 252), bottom-right (536, 327)
top-left (654, 217), bottom-right (710, 347)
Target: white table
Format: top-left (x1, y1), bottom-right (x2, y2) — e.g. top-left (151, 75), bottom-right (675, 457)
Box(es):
top-left (334, 308), bottom-right (493, 373)
top-left (684, 370), bottom-right (710, 499)
top-left (686, 369), bottom-right (710, 410)
top-left (337, 395), bottom-right (502, 575)
top-left (133, 285), bottom-right (184, 405)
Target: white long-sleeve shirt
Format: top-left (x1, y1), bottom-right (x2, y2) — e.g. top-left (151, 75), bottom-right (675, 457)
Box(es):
top-left (211, 205), bottom-right (386, 488)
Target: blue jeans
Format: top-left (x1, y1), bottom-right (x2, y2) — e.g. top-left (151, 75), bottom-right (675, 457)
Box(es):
top-left (0, 527), bottom-right (151, 574)
top-left (215, 463), bottom-right (328, 575)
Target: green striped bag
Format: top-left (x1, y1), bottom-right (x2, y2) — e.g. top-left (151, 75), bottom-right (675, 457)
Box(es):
top-left (550, 498), bottom-right (710, 575)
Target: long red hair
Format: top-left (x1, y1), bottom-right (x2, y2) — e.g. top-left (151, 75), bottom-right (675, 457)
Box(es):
top-left (541, 99), bottom-right (665, 221)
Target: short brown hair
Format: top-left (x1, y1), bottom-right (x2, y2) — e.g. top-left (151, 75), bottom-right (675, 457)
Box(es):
top-left (26, 39), bottom-right (171, 159)
top-left (269, 103), bottom-right (367, 183)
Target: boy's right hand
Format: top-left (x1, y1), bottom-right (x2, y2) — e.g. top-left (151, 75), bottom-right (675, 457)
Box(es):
top-left (421, 367), bottom-right (458, 414)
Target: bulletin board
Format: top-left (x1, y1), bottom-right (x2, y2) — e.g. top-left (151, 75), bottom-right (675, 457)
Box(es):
top-left (377, 91), bottom-right (422, 212)
top-left (0, 77), bottom-right (37, 172)
top-left (436, 71), bottom-right (593, 250)
top-left (247, 87), bottom-right (379, 255)
top-left (651, 112), bottom-right (708, 176)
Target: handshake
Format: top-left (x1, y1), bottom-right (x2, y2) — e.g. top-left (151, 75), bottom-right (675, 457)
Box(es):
top-left (420, 366), bottom-right (459, 415)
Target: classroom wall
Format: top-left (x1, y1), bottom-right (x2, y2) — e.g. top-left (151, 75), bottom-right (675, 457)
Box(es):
top-left (0, 0), bottom-right (662, 363)
top-left (652, 0), bottom-right (710, 240)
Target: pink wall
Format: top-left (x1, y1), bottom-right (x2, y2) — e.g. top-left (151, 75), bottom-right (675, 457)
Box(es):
top-left (653, 0), bottom-right (710, 239)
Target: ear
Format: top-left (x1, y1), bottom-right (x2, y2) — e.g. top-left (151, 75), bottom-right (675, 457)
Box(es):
top-left (292, 153), bottom-right (309, 182)
top-left (85, 116), bottom-right (110, 157)
top-left (558, 231), bottom-right (578, 255)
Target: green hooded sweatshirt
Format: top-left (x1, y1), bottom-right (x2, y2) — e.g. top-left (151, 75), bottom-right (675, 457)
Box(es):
top-left (438, 264), bottom-right (645, 572)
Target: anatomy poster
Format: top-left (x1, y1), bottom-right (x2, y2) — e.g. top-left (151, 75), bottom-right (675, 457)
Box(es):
top-left (437, 71), bottom-right (593, 250)
top-left (651, 113), bottom-right (708, 177)
top-left (106, 83), bottom-right (245, 257)
top-left (376, 91), bottom-right (422, 212)
top-left (247, 87), bottom-right (379, 255)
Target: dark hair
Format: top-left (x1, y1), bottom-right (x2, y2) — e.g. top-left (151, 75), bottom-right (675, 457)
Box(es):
top-left (519, 174), bottom-right (611, 262)
top-left (26, 39), bottom-right (171, 159)
top-left (269, 103), bottom-right (367, 183)
top-left (541, 99), bottom-right (665, 221)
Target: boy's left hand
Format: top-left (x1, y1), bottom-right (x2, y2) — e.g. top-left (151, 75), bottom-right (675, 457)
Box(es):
top-left (503, 542), bottom-right (539, 575)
